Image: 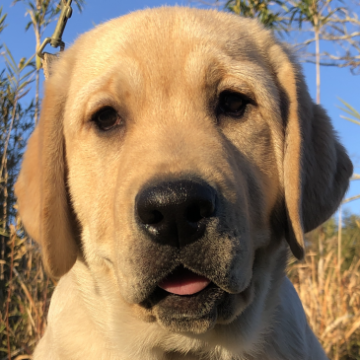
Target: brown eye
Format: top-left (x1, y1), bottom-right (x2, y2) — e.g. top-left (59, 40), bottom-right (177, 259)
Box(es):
top-left (217, 91), bottom-right (248, 118)
top-left (92, 106), bottom-right (121, 131)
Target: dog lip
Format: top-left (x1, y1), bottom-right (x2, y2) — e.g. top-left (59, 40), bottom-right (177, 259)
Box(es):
top-left (158, 266), bottom-right (211, 295)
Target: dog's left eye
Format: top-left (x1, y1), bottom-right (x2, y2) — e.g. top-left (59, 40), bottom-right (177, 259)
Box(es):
top-left (217, 91), bottom-right (249, 118)
top-left (92, 106), bottom-right (122, 131)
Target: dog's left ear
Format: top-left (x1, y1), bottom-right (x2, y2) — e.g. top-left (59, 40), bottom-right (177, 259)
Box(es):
top-left (14, 53), bottom-right (80, 279)
top-left (269, 44), bottom-right (353, 259)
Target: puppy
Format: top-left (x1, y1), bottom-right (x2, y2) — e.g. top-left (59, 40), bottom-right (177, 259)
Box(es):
top-left (15, 7), bottom-right (352, 360)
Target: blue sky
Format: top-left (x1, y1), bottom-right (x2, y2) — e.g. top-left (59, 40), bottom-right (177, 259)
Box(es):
top-left (1, 0), bottom-right (359, 215)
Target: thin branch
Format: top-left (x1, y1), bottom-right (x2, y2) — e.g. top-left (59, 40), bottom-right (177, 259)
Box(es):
top-left (321, 32), bottom-right (360, 41)
top-left (342, 194), bottom-right (360, 204)
top-left (5, 226), bottom-right (16, 360)
top-left (327, 17), bottom-right (360, 25)
top-left (0, 93), bottom-right (19, 181)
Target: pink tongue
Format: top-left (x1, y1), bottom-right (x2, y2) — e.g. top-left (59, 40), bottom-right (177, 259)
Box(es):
top-left (158, 268), bottom-right (211, 295)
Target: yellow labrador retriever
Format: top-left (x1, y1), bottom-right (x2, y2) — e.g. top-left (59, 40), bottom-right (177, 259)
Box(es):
top-left (15, 7), bottom-right (352, 360)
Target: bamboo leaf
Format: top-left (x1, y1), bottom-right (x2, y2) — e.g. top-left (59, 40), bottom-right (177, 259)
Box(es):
top-left (22, 54), bottom-right (35, 68)
top-left (338, 99), bottom-right (360, 119)
top-left (338, 107), bottom-right (358, 117)
top-left (340, 116), bottom-right (360, 126)
top-left (19, 70), bottom-right (34, 83)
top-left (4, 58), bottom-right (17, 76)
top-left (0, 7), bottom-right (8, 32)
top-left (3, 44), bottom-right (18, 71)
top-left (338, 98), bottom-right (360, 126)
top-left (18, 81), bottom-right (32, 92)
top-left (25, 20), bottom-right (32, 31)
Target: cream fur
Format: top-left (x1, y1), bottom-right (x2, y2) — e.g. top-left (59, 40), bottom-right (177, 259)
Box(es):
top-left (15, 7), bottom-right (353, 360)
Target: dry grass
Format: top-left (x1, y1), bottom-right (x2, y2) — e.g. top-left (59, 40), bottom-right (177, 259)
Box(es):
top-left (0, 218), bottom-right (54, 360)
top-left (1, 222), bottom-right (360, 359)
top-left (288, 240), bottom-right (360, 359)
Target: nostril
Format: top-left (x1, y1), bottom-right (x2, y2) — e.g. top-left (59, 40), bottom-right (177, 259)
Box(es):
top-left (186, 203), bottom-right (203, 223)
top-left (200, 200), bottom-right (216, 218)
top-left (138, 207), bottom-right (164, 225)
top-left (138, 209), bottom-right (164, 225)
top-left (186, 201), bottom-right (215, 223)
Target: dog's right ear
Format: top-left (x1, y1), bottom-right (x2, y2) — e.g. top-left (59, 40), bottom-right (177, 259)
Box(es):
top-left (268, 43), bottom-right (353, 259)
top-left (15, 56), bottom-right (79, 279)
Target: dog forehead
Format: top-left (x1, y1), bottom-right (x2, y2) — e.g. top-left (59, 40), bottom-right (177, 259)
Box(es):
top-left (68, 7), bottom-right (270, 82)
top-left (58, 7), bottom-right (278, 126)
top-left (54, 6), bottom-right (283, 135)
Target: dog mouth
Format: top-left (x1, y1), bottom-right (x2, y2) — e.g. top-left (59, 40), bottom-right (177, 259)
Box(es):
top-left (143, 265), bottom-right (225, 316)
top-left (142, 265), bottom-right (223, 309)
top-left (139, 265), bottom-right (254, 333)
top-left (158, 266), bottom-right (211, 295)
top-left (142, 266), bottom-right (227, 333)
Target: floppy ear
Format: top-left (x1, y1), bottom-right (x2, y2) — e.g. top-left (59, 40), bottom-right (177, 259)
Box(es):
top-left (15, 60), bottom-right (79, 278)
top-left (269, 44), bottom-right (353, 259)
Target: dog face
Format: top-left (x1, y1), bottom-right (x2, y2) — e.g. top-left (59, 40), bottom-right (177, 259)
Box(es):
top-left (15, 7), bottom-right (352, 336)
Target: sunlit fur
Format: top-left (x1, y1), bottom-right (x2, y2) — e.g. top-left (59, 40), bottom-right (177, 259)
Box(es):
top-left (15, 7), bottom-right (352, 360)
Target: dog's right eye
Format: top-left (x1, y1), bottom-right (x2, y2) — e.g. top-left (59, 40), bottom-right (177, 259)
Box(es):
top-left (217, 91), bottom-right (249, 119)
top-left (92, 106), bottom-right (122, 131)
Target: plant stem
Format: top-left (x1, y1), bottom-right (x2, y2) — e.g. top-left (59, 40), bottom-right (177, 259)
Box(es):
top-left (35, 69), bottom-right (40, 124)
top-left (6, 226), bottom-right (16, 360)
top-left (0, 95), bottom-right (19, 184)
top-left (315, 26), bottom-right (321, 104)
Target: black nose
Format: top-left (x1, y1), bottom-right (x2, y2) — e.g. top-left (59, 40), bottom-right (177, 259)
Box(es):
top-left (135, 179), bottom-right (217, 247)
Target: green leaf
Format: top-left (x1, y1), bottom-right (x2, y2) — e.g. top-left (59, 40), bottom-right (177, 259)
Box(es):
top-left (3, 44), bottom-right (18, 70)
top-left (18, 81), bottom-right (32, 92)
top-left (19, 70), bottom-right (34, 83)
top-left (21, 54), bottom-right (35, 68)
top-left (338, 99), bottom-right (360, 126)
top-left (36, 55), bottom-right (42, 70)
top-left (338, 99), bottom-right (360, 118)
top-left (25, 20), bottom-right (32, 31)
top-left (340, 116), bottom-right (360, 126)
top-left (4, 57), bottom-right (18, 75)
top-left (0, 6), bottom-right (8, 33)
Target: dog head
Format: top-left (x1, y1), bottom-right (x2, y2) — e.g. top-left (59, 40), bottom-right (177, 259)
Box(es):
top-left (15, 8), bottom-right (352, 335)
